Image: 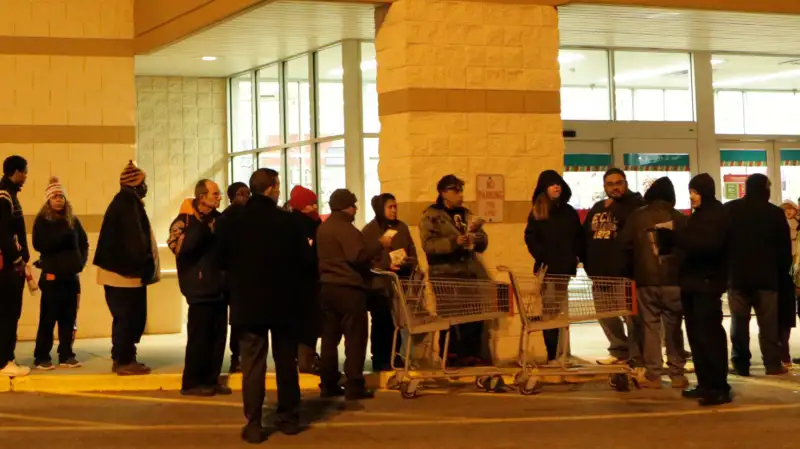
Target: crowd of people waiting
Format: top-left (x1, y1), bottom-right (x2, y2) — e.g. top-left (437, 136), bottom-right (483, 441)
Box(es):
top-left (1, 153), bottom-right (799, 442)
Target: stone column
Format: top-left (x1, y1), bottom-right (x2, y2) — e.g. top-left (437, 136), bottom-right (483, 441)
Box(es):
top-left (375, 0), bottom-right (564, 363)
top-left (0, 0), bottom-right (139, 339)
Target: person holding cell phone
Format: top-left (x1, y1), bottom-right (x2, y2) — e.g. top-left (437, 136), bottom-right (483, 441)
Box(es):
top-left (362, 193), bottom-right (418, 371)
top-left (420, 175), bottom-right (490, 367)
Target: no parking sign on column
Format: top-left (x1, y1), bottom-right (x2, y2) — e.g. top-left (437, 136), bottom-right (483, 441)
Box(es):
top-left (476, 174), bottom-right (504, 223)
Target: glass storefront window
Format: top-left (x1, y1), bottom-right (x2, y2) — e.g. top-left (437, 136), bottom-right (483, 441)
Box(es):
top-left (560, 49), bottom-right (610, 120)
top-left (316, 45), bottom-right (345, 137)
top-left (562, 154), bottom-right (611, 213)
top-left (361, 42), bottom-right (379, 133)
top-left (231, 154), bottom-right (255, 185)
top-left (363, 137), bottom-right (380, 222)
top-left (719, 149), bottom-right (768, 203)
top-left (257, 65), bottom-right (281, 147)
top-left (623, 153), bottom-right (692, 210)
top-left (287, 145), bottom-right (314, 192)
top-left (285, 56), bottom-right (312, 143)
top-left (613, 51), bottom-right (694, 122)
top-left (230, 73), bottom-right (254, 152)
top-left (713, 54), bottom-right (800, 135)
top-left (781, 149), bottom-right (800, 203)
top-left (257, 150), bottom-right (282, 172)
top-left (318, 140), bottom-right (346, 214)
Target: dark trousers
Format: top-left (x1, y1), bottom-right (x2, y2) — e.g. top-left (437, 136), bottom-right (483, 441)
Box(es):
top-left (682, 292), bottom-right (730, 392)
top-left (183, 301), bottom-right (228, 390)
top-left (34, 277), bottom-right (80, 363)
top-left (367, 292), bottom-right (397, 370)
top-left (729, 289), bottom-right (781, 370)
top-left (104, 286), bottom-right (147, 365)
top-left (239, 325), bottom-right (300, 428)
top-left (0, 272), bottom-right (24, 365)
top-left (320, 283), bottom-right (368, 390)
top-left (439, 322), bottom-right (484, 361)
top-left (779, 327), bottom-right (792, 364)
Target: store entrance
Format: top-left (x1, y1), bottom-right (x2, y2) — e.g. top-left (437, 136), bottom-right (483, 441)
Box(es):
top-left (717, 141), bottom-right (799, 204)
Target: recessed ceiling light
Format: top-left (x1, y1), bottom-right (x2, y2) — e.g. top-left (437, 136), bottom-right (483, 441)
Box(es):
top-left (201, 56), bottom-right (217, 61)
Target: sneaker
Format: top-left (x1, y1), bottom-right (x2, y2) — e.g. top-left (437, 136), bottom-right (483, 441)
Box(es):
top-left (59, 358), bottom-right (81, 368)
top-left (35, 361), bottom-right (56, 371)
top-left (640, 377), bottom-right (663, 389)
top-left (241, 424), bottom-right (269, 444)
top-left (320, 385), bottom-right (345, 399)
top-left (783, 361), bottom-right (793, 370)
top-left (181, 387), bottom-right (216, 397)
top-left (670, 375), bottom-right (690, 389)
top-left (597, 355), bottom-right (628, 365)
top-left (682, 386), bottom-right (706, 399)
top-left (729, 366), bottom-right (750, 377)
top-left (0, 361), bottom-right (31, 377)
top-left (699, 390), bottom-right (733, 407)
top-left (214, 384), bottom-right (233, 395)
top-left (345, 388), bottom-right (376, 401)
top-left (115, 362), bottom-right (152, 376)
top-left (766, 365), bottom-right (790, 376)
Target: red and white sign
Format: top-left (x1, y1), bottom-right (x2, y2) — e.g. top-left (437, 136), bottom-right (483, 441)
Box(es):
top-left (476, 175), bottom-right (504, 223)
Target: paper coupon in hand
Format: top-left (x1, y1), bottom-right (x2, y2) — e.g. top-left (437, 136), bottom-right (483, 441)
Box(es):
top-left (389, 248), bottom-right (407, 266)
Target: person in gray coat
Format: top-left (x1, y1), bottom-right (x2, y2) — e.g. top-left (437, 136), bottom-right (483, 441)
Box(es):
top-left (420, 175), bottom-right (490, 366)
top-left (621, 177), bottom-right (688, 389)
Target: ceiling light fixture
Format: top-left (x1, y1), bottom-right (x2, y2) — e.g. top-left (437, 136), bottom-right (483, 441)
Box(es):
top-left (201, 56), bottom-right (217, 61)
top-left (558, 53), bottom-right (585, 65)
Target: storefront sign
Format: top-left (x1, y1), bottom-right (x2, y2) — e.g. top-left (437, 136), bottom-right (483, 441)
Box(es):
top-left (723, 174), bottom-right (748, 200)
top-left (476, 175), bottom-right (504, 223)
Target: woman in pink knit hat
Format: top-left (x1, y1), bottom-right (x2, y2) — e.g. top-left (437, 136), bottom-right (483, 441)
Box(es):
top-left (31, 176), bottom-right (89, 370)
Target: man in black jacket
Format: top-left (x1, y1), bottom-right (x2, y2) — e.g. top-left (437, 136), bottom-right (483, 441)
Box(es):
top-left (725, 173), bottom-right (792, 376)
top-left (217, 169), bottom-right (311, 444)
top-left (168, 179), bottom-right (230, 397)
top-left (583, 168), bottom-right (645, 366)
top-left (317, 189), bottom-right (391, 400)
top-left (621, 177), bottom-right (688, 389)
top-left (94, 161), bottom-right (160, 376)
top-left (220, 181), bottom-right (249, 374)
top-left (676, 174), bottom-right (731, 405)
top-left (0, 155), bottom-right (30, 378)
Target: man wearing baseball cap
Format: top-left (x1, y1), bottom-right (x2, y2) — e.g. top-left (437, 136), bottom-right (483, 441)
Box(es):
top-left (316, 189), bottom-right (391, 400)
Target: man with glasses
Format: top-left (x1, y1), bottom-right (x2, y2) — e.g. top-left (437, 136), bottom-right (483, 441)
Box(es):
top-left (583, 168), bottom-right (645, 366)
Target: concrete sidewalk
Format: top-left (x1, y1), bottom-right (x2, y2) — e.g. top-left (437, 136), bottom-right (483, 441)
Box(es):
top-left (3, 319), bottom-right (795, 393)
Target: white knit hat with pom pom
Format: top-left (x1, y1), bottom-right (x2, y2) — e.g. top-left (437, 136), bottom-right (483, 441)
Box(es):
top-left (45, 176), bottom-right (66, 202)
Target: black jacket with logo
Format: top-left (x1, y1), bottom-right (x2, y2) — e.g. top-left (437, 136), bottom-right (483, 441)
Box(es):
top-left (583, 191), bottom-right (644, 278)
top-left (0, 177), bottom-right (29, 273)
top-left (621, 178), bottom-right (687, 287)
top-left (168, 202), bottom-right (223, 303)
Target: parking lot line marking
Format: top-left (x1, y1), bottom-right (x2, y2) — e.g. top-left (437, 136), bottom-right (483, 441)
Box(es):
top-left (2, 401), bottom-right (798, 433)
top-left (0, 412), bottom-right (134, 428)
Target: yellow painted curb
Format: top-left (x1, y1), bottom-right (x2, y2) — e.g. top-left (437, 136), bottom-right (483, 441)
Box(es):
top-left (6, 372), bottom-right (390, 393)
top-left (0, 378), bottom-right (10, 392)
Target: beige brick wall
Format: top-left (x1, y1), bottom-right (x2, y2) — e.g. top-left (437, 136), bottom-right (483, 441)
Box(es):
top-left (376, 0), bottom-right (564, 363)
top-left (135, 76), bottom-right (228, 243)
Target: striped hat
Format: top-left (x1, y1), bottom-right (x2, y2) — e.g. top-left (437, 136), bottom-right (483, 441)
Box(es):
top-left (120, 160), bottom-right (146, 187)
top-left (45, 176), bottom-right (66, 201)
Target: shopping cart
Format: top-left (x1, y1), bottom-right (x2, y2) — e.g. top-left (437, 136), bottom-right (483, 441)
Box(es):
top-left (373, 269), bottom-right (514, 399)
top-left (497, 265), bottom-right (639, 395)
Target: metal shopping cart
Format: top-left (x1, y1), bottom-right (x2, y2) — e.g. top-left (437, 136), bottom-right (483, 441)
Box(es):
top-left (497, 266), bottom-right (639, 395)
top-left (373, 269), bottom-right (515, 399)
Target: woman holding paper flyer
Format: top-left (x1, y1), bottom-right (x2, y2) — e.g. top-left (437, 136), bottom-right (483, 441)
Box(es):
top-left (362, 193), bottom-right (418, 371)
top-left (420, 175), bottom-right (490, 367)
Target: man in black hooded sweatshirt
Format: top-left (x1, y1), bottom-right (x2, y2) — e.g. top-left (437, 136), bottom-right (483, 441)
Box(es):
top-left (676, 173), bottom-right (731, 406)
top-left (725, 173), bottom-right (792, 376)
top-left (621, 177), bottom-right (688, 389)
top-left (583, 168), bottom-right (645, 366)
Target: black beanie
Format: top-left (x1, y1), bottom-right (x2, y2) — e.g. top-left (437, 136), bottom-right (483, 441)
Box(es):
top-left (329, 189), bottom-right (357, 211)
